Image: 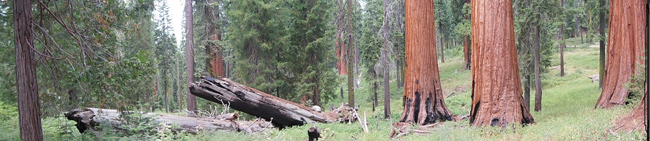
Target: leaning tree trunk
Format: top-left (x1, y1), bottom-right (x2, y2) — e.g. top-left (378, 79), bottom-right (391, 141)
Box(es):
top-left (189, 77), bottom-right (358, 128)
top-left (65, 108), bottom-right (273, 134)
top-left (595, 0), bottom-right (646, 109)
top-left (399, 0), bottom-right (453, 125)
top-left (469, 0), bottom-right (535, 127)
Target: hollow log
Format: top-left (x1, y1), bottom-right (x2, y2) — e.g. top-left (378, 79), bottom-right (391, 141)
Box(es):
top-left (64, 108), bottom-right (273, 134)
top-left (189, 76), bottom-right (356, 128)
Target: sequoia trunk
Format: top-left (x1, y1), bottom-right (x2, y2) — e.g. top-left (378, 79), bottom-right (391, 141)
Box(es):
top-left (15, 0), bottom-right (44, 140)
top-left (399, 0), bottom-right (453, 125)
top-left (469, 0), bottom-right (535, 127)
top-left (595, 0), bottom-right (646, 108)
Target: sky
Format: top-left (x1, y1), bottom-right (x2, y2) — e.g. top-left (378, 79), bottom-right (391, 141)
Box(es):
top-left (154, 0), bottom-right (185, 48)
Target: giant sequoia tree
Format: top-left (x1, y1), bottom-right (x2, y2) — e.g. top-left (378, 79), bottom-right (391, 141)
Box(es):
top-left (469, 0), bottom-right (534, 127)
top-left (399, 0), bottom-right (452, 125)
top-left (595, 0), bottom-right (646, 109)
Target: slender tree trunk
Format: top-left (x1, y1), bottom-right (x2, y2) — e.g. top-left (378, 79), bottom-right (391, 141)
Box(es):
top-left (15, 0), bottom-right (44, 140)
top-left (400, 0), bottom-right (453, 125)
top-left (153, 75), bottom-right (159, 112)
top-left (464, 37), bottom-right (471, 70)
top-left (164, 73), bottom-right (169, 113)
top-left (383, 56), bottom-right (390, 118)
top-left (440, 39), bottom-right (445, 63)
top-left (560, 0), bottom-right (566, 77)
top-left (373, 73), bottom-right (378, 112)
top-left (346, 0), bottom-right (356, 107)
top-left (534, 25), bottom-right (542, 112)
top-left (185, 0), bottom-right (197, 114)
top-left (176, 56), bottom-right (183, 111)
top-left (598, 0), bottom-right (606, 89)
top-left (470, 0), bottom-right (535, 126)
top-left (524, 74), bottom-right (531, 110)
top-left (382, 0), bottom-right (392, 119)
top-left (596, 0), bottom-right (646, 108)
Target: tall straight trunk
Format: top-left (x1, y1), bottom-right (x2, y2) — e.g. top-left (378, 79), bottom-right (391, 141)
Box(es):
top-left (336, 0), bottom-right (347, 76)
top-left (596, 0), bottom-right (646, 108)
top-left (346, 0), bottom-right (355, 107)
top-left (560, 0), bottom-right (566, 77)
top-left (373, 73), bottom-right (378, 112)
top-left (598, 0), bottom-right (606, 89)
top-left (176, 56), bottom-right (183, 111)
top-left (382, 0), bottom-right (392, 119)
top-left (464, 37), bottom-right (471, 70)
top-left (534, 25), bottom-right (542, 112)
top-left (164, 73), bottom-right (169, 113)
top-left (440, 39), bottom-right (445, 63)
top-left (400, 0), bottom-right (453, 125)
top-left (470, 0), bottom-right (534, 127)
top-left (524, 74), bottom-right (531, 110)
top-left (153, 75), bottom-right (159, 112)
top-left (15, 0), bottom-right (44, 140)
top-left (185, 0), bottom-right (197, 114)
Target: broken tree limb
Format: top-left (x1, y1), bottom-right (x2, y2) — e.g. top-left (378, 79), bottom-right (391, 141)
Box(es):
top-left (64, 108), bottom-right (273, 134)
top-left (189, 76), bottom-right (357, 128)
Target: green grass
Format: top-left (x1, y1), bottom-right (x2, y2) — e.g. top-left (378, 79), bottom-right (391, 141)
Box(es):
top-left (172, 45), bottom-right (642, 140)
top-left (1, 43), bottom-right (645, 140)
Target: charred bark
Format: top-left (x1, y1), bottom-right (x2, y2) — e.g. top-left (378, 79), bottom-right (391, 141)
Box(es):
top-left (596, 0), bottom-right (646, 109)
top-left (399, 0), bottom-right (453, 125)
top-left (189, 76), bottom-right (357, 128)
top-left (469, 0), bottom-right (535, 127)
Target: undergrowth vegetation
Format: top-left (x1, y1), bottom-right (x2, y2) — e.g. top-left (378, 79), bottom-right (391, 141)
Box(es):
top-left (0, 44), bottom-right (645, 140)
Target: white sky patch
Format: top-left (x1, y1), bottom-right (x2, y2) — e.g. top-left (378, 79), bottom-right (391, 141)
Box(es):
top-left (154, 0), bottom-right (185, 49)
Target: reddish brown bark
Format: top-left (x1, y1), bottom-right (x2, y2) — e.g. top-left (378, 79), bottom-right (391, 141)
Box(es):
top-left (15, 0), bottom-right (44, 140)
top-left (469, 0), bottom-right (534, 127)
top-left (614, 86), bottom-right (646, 132)
top-left (205, 0), bottom-right (224, 78)
top-left (336, 40), bottom-right (348, 75)
top-left (595, 0), bottom-right (646, 109)
top-left (399, 0), bottom-right (453, 125)
top-left (185, 0), bottom-right (197, 114)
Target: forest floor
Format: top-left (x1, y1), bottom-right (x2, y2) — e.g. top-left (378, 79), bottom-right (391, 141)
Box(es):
top-left (181, 44), bottom-right (644, 140)
top-left (0, 42), bottom-right (645, 140)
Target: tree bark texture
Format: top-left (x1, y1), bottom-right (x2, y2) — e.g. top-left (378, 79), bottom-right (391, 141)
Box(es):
top-left (596, 0), bottom-right (646, 109)
top-left (15, 0), bottom-right (44, 140)
top-left (534, 25), bottom-right (542, 112)
top-left (205, 0), bottom-right (225, 78)
top-left (599, 0), bottom-right (607, 88)
top-left (65, 108), bottom-right (273, 134)
top-left (335, 0), bottom-right (348, 76)
top-left (382, 0), bottom-right (392, 119)
top-left (185, 0), bottom-right (197, 113)
top-left (189, 77), bottom-right (358, 128)
top-left (346, 0), bottom-right (356, 107)
top-left (400, 0), bottom-right (453, 125)
top-left (470, 0), bottom-right (535, 127)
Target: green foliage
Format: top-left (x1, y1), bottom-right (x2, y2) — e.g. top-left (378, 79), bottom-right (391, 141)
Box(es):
top-left (625, 57), bottom-right (646, 106)
top-left (225, 0), bottom-right (338, 105)
top-left (514, 0), bottom-right (560, 80)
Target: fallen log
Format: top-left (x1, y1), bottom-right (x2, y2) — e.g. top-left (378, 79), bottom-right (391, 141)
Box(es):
top-left (189, 76), bottom-right (357, 128)
top-left (64, 108), bottom-right (273, 134)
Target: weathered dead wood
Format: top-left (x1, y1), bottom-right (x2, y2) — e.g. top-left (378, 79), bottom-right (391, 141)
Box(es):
top-left (189, 76), bottom-right (357, 128)
top-left (64, 108), bottom-right (273, 134)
